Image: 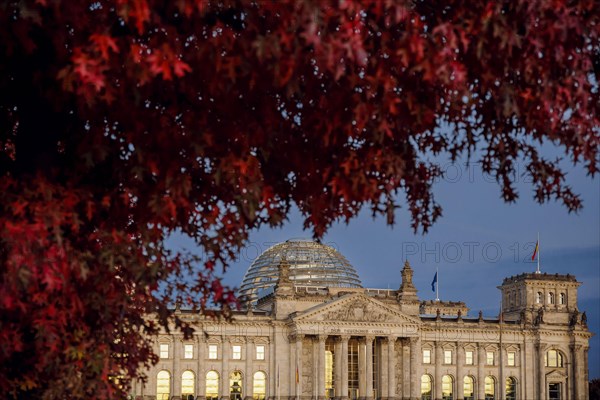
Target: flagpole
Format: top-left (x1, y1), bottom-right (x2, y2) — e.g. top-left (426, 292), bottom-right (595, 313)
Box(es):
top-left (537, 232), bottom-right (541, 274)
top-left (435, 266), bottom-right (439, 302)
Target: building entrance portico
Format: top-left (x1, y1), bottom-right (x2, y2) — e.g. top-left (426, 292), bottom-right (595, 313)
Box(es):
top-left (288, 291), bottom-right (421, 400)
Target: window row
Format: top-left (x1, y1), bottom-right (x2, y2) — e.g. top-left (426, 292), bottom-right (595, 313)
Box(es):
top-left (421, 374), bottom-right (517, 400)
top-left (156, 370), bottom-right (267, 400)
top-left (422, 350), bottom-right (517, 367)
top-left (159, 343), bottom-right (265, 361)
top-left (535, 291), bottom-right (567, 305)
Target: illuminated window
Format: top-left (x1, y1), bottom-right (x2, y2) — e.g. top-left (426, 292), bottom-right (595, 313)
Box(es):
top-left (548, 292), bottom-right (555, 304)
top-left (159, 344), bottom-right (169, 359)
top-left (253, 371), bottom-right (266, 400)
top-left (463, 376), bottom-right (475, 400)
top-left (421, 374), bottom-right (433, 400)
top-left (232, 345), bottom-right (242, 360)
top-left (442, 375), bottom-right (453, 400)
top-left (559, 293), bottom-right (566, 305)
top-left (545, 350), bottom-right (563, 367)
top-left (181, 370), bottom-right (195, 399)
top-left (156, 370), bottom-right (170, 400)
top-left (184, 344), bottom-right (193, 359)
top-left (229, 371), bottom-right (243, 399)
top-left (208, 344), bottom-right (218, 360)
top-left (444, 350), bottom-right (452, 364)
top-left (465, 350), bottom-right (474, 365)
top-left (325, 344), bottom-right (334, 398)
top-left (256, 345), bottom-right (265, 360)
top-left (507, 351), bottom-right (516, 366)
top-left (505, 377), bottom-right (517, 400)
top-left (484, 376), bottom-right (496, 400)
top-left (423, 349), bottom-right (431, 364)
top-left (206, 371), bottom-right (219, 400)
top-left (486, 351), bottom-right (495, 366)
top-left (536, 292), bottom-right (543, 304)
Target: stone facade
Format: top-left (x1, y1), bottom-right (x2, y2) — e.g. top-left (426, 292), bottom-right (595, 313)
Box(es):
top-left (132, 260), bottom-right (592, 400)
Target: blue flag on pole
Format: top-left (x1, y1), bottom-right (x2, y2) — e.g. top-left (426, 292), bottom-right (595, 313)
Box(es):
top-left (431, 271), bottom-right (437, 292)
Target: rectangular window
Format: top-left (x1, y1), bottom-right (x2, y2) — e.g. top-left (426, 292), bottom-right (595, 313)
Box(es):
top-left (232, 345), bottom-right (242, 360)
top-left (507, 351), bottom-right (516, 366)
top-left (256, 345), bottom-right (265, 360)
top-left (184, 344), bottom-right (193, 359)
top-left (444, 350), bottom-right (452, 364)
top-left (423, 349), bottom-right (431, 364)
top-left (465, 351), bottom-right (474, 365)
top-left (208, 344), bottom-right (218, 360)
top-left (159, 344), bottom-right (169, 359)
top-left (486, 351), bottom-right (494, 365)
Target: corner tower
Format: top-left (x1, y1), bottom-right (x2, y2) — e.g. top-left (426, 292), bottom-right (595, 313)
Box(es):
top-left (499, 272), bottom-right (582, 324)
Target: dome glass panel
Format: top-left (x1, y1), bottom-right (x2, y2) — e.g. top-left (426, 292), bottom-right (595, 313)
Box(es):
top-left (239, 239), bottom-right (362, 301)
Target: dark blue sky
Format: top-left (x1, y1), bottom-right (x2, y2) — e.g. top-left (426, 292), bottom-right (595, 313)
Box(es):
top-left (170, 149), bottom-right (600, 378)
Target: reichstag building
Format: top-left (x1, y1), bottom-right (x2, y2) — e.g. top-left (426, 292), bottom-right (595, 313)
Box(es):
top-left (132, 239), bottom-right (592, 400)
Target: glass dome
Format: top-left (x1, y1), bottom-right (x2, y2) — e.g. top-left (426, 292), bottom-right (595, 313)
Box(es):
top-left (239, 239), bottom-right (362, 301)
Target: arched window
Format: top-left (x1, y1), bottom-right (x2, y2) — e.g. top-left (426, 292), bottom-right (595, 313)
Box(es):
top-left (545, 350), bottom-right (564, 367)
top-left (156, 370), bottom-right (170, 400)
top-left (181, 370), bottom-right (195, 399)
top-left (206, 370), bottom-right (219, 400)
top-left (484, 376), bottom-right (496, 400)
top-left (230, 371), bottom-right (243, 400)
top-left (463, 376), bottom-right (475, 400)
top-left (536, 292), bottom-right (543, 304)
top-left (253, 371), bottom-right (267, 400)
top-left (559, 293), bottom-right (566, 305)
top-left (505, 377), bottom-right (517, 400)
top-left (421, 374), bottom-right (433, 400)
top-left (442, 375), bottom-right (453, 400)
top-left (548, 292), bottom-right (555, 304)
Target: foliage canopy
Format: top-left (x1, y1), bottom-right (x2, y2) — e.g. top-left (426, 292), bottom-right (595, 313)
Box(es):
top-left (0, 0), bottom-right (598, 397)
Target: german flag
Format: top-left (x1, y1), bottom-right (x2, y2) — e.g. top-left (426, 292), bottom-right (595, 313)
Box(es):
top-left (531, 241), bottom-right (539, 261)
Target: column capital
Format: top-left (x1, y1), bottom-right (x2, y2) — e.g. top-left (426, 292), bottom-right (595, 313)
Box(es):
top-left (290, 333), bottom-right (304, 342)
top-left (570, 343), bottom-right (583, 352)
top-left (246, 336), bottom-right (255, 344)
top-left (317, 334), bottom-right (327, 342)
top-left (339, 334), bottom-right (351, 341)
top-left (364, 335), bottom-right (375, 342)
top-left (387, 335), bottom-right (396, 343)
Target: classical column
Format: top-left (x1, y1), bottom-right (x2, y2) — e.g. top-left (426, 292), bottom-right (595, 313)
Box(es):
top-left (334, 337), bottom-right (343, 399)
top-left (537, 343), bottom-right (547, 400)
top-left (245, 338), bottom-right (254, 400)
top-left (522, 338), bottom-right (534, 400)
top-left (365, 336), bottom-right (374, 400)
top-left (409, 337), bottom-right (420, 400)
top-left (584, 347), bottom-right (590, 400)
top-left (296, 335), bottom-right (304, 399)
top-left (174, 335), bottom-right (182, 398)
top-left (222, 338), bottom-right (230, 399)
top-left (402, 340), bottom-right (410, 400)
top-left (197, 335), bottom-right (206, 400)
top-left (434, 342), bottom-right (442, 400)
top-left (387, 336), bottom-right (396, 400)
top-left (456, 344), bottom-right (464, 400)
top-left (358, 338), bottom-right (366, 398)
top-left (318, 335), bottom-right (327, 400)
top-left (341, 336), bottom-right (350, 400)
top-left (477, 344), bottom-right (485, 400)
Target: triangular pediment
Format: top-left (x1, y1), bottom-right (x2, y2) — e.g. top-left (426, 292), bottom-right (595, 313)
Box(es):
top-left (292, 292), bottom-right (420, 325)
top-left (546, 369), bottom-right (568, 380)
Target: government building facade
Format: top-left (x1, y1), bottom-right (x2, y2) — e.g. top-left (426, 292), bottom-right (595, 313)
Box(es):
top-left (132, 240), bottom-right (592, 400)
